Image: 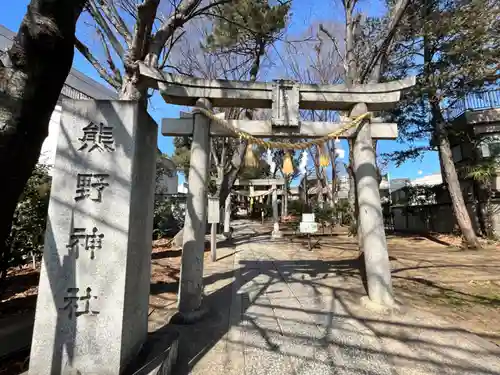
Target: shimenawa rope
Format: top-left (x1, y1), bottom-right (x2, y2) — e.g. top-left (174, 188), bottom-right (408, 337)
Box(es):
top-left (193, 107), bottom-right (371, 150)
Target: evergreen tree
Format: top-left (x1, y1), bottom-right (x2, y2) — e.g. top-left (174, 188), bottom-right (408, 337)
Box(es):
top-left (171, 0), bottom-right (291, 244)
top-left (386, 0), bottom-right (499, 248)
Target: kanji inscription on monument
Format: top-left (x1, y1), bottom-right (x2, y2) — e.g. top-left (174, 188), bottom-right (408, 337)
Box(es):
top-left (75, 173), bottom-right (109, 202)
top-left (66, 227), bottom-right (104, 260)
top-left (59, 287), bottom-right (100, 319)
top-left (30, 100), bottom-right (158, 375)
top-left (78, 121), bottom-right (115, 152)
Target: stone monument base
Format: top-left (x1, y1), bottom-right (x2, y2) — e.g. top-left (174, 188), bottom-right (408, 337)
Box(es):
top-left (271, 230), bottom-right (283, 239)
top-left (124, 330), bottom-right (179, 375)
top-left (360, 296), bottom-right (402, 314)
top-left (223, 227), bottom-right (233, 240)
top-left (271, 222), bottom-right (283, 239)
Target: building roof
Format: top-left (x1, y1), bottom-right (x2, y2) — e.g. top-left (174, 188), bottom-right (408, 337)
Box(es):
top-left (380, 178), bottom-right (410, 192)
top-left (0, 24), bottom-right (117, 100)
top-left (158, 156), bottom-right (177, 171)
top-left (410, 173), bottom-right (443, 186)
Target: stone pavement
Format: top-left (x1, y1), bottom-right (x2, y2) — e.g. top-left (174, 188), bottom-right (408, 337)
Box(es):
top-left (154, 220), bottom-right (500, 375)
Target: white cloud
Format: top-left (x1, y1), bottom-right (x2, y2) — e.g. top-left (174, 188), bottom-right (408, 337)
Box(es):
top-left (335, 148), bottom-right (346, 159)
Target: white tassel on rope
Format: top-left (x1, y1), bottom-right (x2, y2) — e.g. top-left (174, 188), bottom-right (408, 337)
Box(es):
top-left (298, 150), bottom-right (308, 176)
top-left (334, 139), bottom-right (346, 160)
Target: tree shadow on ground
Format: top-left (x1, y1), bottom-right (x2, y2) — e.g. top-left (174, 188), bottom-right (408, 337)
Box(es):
top-left (0, 295), bottom-right (37, 317)
top-left (386, 230), bottom-right (456, 247)
top-left (392, 274), bottom-right (500, 307)
top-left (152, 249), bottom-right (182, 260)
top-left (147, 241), bottom-right (500, 375)
top-left (0, 270), bottom-right (39, 302)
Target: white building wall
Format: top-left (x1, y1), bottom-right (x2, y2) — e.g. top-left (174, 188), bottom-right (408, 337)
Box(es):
top-left (38, 105), bottom-right (62, 174)
top-left (38, 105), bottom-right (182, 193)
top-left (156, 174), bottom-right (179, 195)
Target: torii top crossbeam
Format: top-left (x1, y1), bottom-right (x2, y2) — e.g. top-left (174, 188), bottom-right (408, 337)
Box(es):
top-left (139, 62), bottom-right (416, 140)
top-left (139, 62), bottom-right (415, 112)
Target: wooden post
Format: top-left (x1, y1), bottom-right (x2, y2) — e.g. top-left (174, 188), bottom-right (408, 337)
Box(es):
top-left (223, 193), bottom-right (231, 239)
top-left (211, 223), bottom-right (217, 262)
top-left (284, 179), bottom-right (288, 216)
top-left (352, 103), bottom-right (394, 306)
top-left (249, 185), bottom-right (254, 216)
top-left (271, 184), bottom-right (282, 238)
top-left (177, 98), bottom-right (212, 318)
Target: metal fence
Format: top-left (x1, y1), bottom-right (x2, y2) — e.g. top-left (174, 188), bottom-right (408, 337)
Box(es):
top-left (445, 89), bottom-right (500, 121)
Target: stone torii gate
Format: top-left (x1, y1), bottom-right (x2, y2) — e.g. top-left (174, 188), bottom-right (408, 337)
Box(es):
top-left (215, 178), bottom-right (285, 238)
top-left (139, 63), bottom-right (415, 320)
top-left (27, 64), bottom-right (413, 373)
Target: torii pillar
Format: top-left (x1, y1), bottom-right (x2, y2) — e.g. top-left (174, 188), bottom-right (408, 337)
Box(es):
top-left (175, 98), bottom-right (212, 322)
top-left (352, 103), bottom-right (394, 306)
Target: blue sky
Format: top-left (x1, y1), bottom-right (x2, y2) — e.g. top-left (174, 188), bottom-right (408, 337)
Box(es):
top-left (1, 1), bottom-right (439, 184)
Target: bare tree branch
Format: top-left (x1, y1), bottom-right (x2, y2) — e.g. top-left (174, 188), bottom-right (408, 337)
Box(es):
top-left (319, 24), bottom-right (346, 72)
top-left (97, 28), bottom-right (123, 84)
top-left (118, 0), bottom-right (139, 21)
top-left (87, 0), bottom-right (126, 59)
top-left (129, 0), bottom-right (160, 63)
top-left (188, 0), bottom-right (230, 20)
top-left (220, 138), bottom-right (227, 170)
top-left (146, 0), bottom-right (239, 67)
top-left (344, 0), bottom-right (360, 85)
top-left (210, 138), bottom-right (220, 167)
top-left (159, 30), bottom-right (186, 69)
top-left (97, 0), bottom-right (132, 46)
top-left (145, 0), bottom-right (202, 66)
top-left (163, 63), bottom-right (192, 76)
top-left (75, 38), bottom-right (121, 90)
top-left (360, 0), bottom-right (410, 83)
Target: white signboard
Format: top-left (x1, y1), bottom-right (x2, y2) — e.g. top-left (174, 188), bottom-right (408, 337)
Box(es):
top-left (300, 222), bottom-right (318, 234)
top-left (302, 213), bottom-right (315, 223)
top-left (208, 197), bottom-right (220, 223)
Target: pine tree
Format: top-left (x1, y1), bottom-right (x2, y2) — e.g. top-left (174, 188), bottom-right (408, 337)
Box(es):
top-left (171, 0), bottom-right (291, 245)
top-left (385, 0), bottom-right (499, 248)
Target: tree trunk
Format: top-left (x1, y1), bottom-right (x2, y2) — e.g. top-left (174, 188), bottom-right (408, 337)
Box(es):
top-left (300, 176), bottom-right (307, 207)
top-left (432, 104), bottom-right (481, 249)
top-left (473, 177), bottom-right (495, 239)
top-left (472, 179), bottom-right (487, 237)
top-left (283, 177), bottom-right (289, 215)
top-left (346, 141), bottom-right (359, 235)
top-left (344, 0), bottom-right (359, 230)
top-left (483, 182), bottom-right (495, 239)
top-left (344, 0), bottom-right (358, 85)
top-left (321, 172), bottom-right (334, 207)
top-left (373, 139), bottom-right (383, 186)
top-left (173, 128), bottom-right (247, 247)
top-left (0, 0), bottom-right (87, 281)
top-left (219, 141), bottom-right (248, 205)
top-left (421, 0), bottom-right (479, 249)
top-left (312, 145), bottom-right (334, 206)
top-left (119, 65), bottom-right (148, 103)
top-left (328, 140), bottom-right (338, 204)
top-left (316, 180), bottom-right (323, 208)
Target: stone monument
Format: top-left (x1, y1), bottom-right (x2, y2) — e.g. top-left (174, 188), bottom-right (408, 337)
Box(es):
top-left (29, 100), bottom-right (157, 374)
